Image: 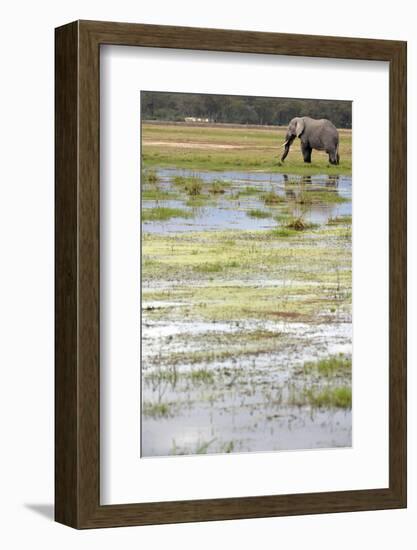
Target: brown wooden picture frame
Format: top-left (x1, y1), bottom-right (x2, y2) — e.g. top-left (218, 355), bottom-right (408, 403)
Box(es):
top-left (55, 20), bottom-right (407, 529)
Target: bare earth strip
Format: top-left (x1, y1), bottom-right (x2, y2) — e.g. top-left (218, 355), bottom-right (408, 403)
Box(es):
top-left (143, 140), bottom-right (275, 150)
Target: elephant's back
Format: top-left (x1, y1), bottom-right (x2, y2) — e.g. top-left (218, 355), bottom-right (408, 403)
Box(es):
top-left (316, 119), bottom-right (339, 142)
top-left (309, 117), bottom-right (338, 131)
top-left (306, 119), bottom-right (338, 151)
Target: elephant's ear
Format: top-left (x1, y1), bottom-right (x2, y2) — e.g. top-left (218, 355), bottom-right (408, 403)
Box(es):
top-left (295, 118), bottom-right (305, 137)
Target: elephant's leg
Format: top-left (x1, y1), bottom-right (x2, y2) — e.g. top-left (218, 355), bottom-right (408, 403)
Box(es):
top-left (301, 142), bottom-right (312, 163)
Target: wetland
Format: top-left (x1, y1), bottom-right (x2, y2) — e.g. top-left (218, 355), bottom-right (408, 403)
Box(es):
top-left (141, 122), bottom-right (352, 457)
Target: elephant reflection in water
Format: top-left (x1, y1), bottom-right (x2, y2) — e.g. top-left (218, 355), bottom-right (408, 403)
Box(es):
top-left (305, 174), bottom-right (340, 187)
top-left (326, 174), bottom-right (340, 187)
top-left (282, 174), bottom-right (339, 200)
top-left (282, 173), bottom-right (342, 215)
top-left (282, 174), bottom-right (296, 199)
top-left (282, 174), bottom-right (339, 186)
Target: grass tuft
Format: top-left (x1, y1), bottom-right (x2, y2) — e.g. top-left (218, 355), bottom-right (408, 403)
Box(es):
top-left (209, 179), bottom-right (230, 194)
top-left (186, 195), bottom-right (211, 207)
top-left (296, 190), bottom-right (347, 205)
top-left (190, 369), bottom-right (215, 383)
top-left (328, 215), bottom-right (352, 225)
top-left (247, 209), bottom-right (272, 219)
top-left (142, 169), bottom-right (159, 184)
top-left (303, 355), bottom-right (351, 377)
top-left (285, 217), bottom-right (317, 231)
top-left (173, 175), bottom-right (203, 195)
top-left (143, 402), bottom-right (171, 417)
top-left (304, 386), bottom-right (352, 408)
top-left (238, 186), bottom-right (260, 196)
top-left (142, 207), bottom-right (192, 222)
top-left (193, 262), bottom-right (224, 273)
top-left (172, 175), bottom-right (187, 186)
top-left (142, 188), bottom-right (176, 200)
top-left (269, 227), bottom-right (298, 238)
top-left (196, 439), bottom-right (217, 454)
top-left (262, 191), bottom-right (284, 205)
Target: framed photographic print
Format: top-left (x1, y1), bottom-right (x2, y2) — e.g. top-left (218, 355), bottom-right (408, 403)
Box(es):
top-left (55, 20), bottom-right (407, 528)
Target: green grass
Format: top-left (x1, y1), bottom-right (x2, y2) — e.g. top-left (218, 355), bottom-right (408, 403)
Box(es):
top-left (192, 259), bottom-right (241, 274)
top-left (185, 180), bottom-right (202, 196)
top-left (146, 367), bottom-right (215, 385)
top-left (238, 186), bottom-right (261, 196)
top-left (285, 217), bottom-right (316, 231)
top-left (145, 369), bottom-right (178, 384)
top-left (171, 438), bottom-right (217, 455)
top-left (143, 402), bottom-right (171, 417)
top-left (142, 188), bottom-right (177, 200)
top-left (172, 174), bottom-right (204, 196)
top-left (209, 179), bottom-right (230, 194)
top-left (194, 262), bottom-right (223, 273)
top-left (328, 215), bottom-right (352, 225)
top-left (185, 178), bottom-right (203, 196)
top-left (247, 209), bottom-right (272, 219)
top-left (173, 175), bottom-right (230, 195)
top-left (269, 227), bottom-right (298, 237)
top-left (172, 175), bottom-right (187, 186)
top-left (296, 190), bottom-right (348, 205)
top-left (142, 123), bottom-right (352, 175)
top-left (303, 355), bottom-right (351, 377)
top-left (196, 439), bottom-right (217, 454)
top-left (142, 168), bottom-right (159, 184)
top-left (185, 195), bottom-right (211, 207)
top-left (262, 191), bottom-right (284, 205)
top-left (304, 386), bottom-right (352, 408)
top-left (190, 369), bottom-right (215, 383)
top-left (142, 226), bottom-right (351, 322)
top-left (142, 207), bottom-right (192, 222)
top-left (193, 262), bottom-right (224, 273)
top-left (222, 441), bottom-right (235, 453)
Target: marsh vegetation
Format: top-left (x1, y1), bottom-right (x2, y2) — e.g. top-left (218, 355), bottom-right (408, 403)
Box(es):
top-left (141, 123), bottom-right (352, 457)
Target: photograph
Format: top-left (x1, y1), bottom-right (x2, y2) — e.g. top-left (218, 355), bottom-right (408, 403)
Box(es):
top-left (140, 91), bottom-right (352, 457)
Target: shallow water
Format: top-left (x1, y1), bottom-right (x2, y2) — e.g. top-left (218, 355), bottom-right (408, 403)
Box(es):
top-left (141, 311), bottom-right (352, 456)
top-left (142, 169), bottom-right (351, 234)
top-left (142, 318), bottom-right (352, 363)
top-left (142, 407), bottom-right (351, 457)
top-left (141, 167), bottom-right (352, 456)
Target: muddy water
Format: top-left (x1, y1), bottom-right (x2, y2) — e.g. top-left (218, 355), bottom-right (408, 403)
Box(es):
top-left (141, 169), bottom-right (352, 457)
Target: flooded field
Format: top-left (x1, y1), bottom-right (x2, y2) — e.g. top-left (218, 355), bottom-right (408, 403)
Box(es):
top-left (141, 168), bottom-right (352, 457)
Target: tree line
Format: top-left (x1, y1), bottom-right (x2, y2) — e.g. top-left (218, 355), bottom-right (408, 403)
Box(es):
top-left (141, 91), bottom-right (352, 128)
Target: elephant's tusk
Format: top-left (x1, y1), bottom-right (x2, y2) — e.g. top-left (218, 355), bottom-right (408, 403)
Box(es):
top-left (278, 140), bottom-right (289, 149)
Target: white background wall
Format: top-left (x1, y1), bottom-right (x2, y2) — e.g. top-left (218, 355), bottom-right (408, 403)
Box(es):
top-left (0, 0), bottom-right (414, 547)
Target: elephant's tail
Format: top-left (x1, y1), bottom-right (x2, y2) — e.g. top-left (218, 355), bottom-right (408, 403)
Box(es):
top-left (336, 143), bottom-right (340, 165)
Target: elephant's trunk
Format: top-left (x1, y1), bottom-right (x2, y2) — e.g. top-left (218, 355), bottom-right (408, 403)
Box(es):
top-left (280, 135), bottom-right (295, 162)
top-left (281, 144), bottom-right (290, 162)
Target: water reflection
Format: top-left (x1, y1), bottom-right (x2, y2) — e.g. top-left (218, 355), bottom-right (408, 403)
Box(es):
top-left (142, 169), bottom-right (351, 234)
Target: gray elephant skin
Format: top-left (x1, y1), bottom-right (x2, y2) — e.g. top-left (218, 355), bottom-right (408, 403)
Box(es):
top-left (280, 116), bottom-right (340, 165)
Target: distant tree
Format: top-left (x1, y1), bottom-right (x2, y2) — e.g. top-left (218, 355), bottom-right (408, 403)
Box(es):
top-left (141, 91), bottom-right (352, 128)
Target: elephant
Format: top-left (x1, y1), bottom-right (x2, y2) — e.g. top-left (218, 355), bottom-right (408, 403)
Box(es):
top-left (280, 116), bottom-right (340, 165)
